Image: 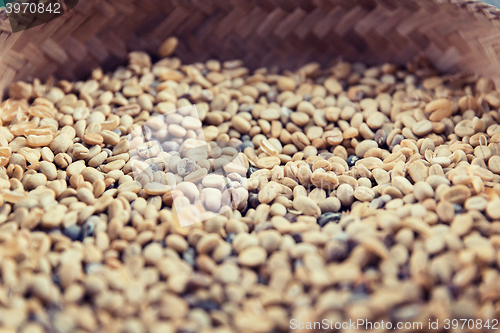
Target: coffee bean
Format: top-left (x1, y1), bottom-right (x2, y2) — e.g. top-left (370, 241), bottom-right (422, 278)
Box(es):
top-left (452, 203), bottom-right (463, 215)
top-left (182, 248), bottom-right (196, 266)
top-left (196, 299), bottom-right (219, 311)
top-left (247, 193), bottom-right (260, 209)
top-left (325, 240), bottom-right (348, 261)
top-left (162, 141), bottom-right (180, 152)
top-left (225, 233), bottom-right (236, 244)
top-left (239, 141), bottom-right (254, 152)
top-left (290, 232), bottom-right (302, 243)
top-left (374, 129), bottom-right (387, 146)
top-left (62, 224), bottom-right (82, 241)
top-left (317, 212), bottom-right (342, 227)
top-left (257, 276), bottom-right (269, 285)
top-left (346, 155), bottom-right (359, 168)
top-left (81, 220), bottom-right (96, 238)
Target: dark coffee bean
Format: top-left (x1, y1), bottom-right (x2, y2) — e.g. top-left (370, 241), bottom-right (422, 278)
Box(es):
top-left (398, 266), bottom-right (411, 280)
top-left (51, 273), bottom-right (60, 285)
top-left (375, 129), bottom-right (387, 146)
top-left (352, 283), bottom-right (369, 295)
top-left (447, 284), bottom-right (460, 299)
top-left (239, 141), bottom-right (254, 152)
top-left (196, 299), bottom-right (219, 311)
top-left (257, 275), bottom-right (269, 285)
top-left (149, 163), bottom-right (159, 173)
top-left (247, 166), bottom-right (259, 177)
top-left (350, 291), bottom-right (369, 302)
top-left (346, 155), bottom-right (359, 168)
top-left (267, 90), bottom-right (277, 102)
top-left (452, 203), bottom-right (463, 215)
top-left (317, 212), bottom-right (342, 227)
top-left (248, 193), bottom-right (259, 209)
top-left (371, 197), bottom-right (386, 209)
top-left (182, 248), bottom-right (196, 266)
top-left (371, 195), bottom-right (391, 209)
top-left (225, 233), bottom-right (236, 244)
top-left (350, 284), bottom-right (369, 301)
top-left (389, 134), bottom-right (405, 151)
top-left (62, 224), bottom-right (82, 241)
top-left (81, 220), bottom-right (96, 238)
top-left (284, 213), bottom-right (297, 222)
top-left (346, 239), bottom-right (358, 252)
top-left (382, 233), bottom-right (394, 248)
top-left (45, 303), bottom-right (63, 314)
top-left (324, 240), bottom-right (348, 261)
top-left (291, 232), bottom-right (302, 243)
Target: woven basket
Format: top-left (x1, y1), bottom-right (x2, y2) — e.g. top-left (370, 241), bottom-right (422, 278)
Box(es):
top-left (1, 0), bottom-right (500, 99)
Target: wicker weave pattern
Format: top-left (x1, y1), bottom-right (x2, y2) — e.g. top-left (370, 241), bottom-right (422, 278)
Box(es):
top-left (1, 0), bottom-right (500, 98)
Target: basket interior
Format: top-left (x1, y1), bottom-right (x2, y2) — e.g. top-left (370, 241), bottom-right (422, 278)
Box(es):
top-left (1, 0), bottom-right (500, 96)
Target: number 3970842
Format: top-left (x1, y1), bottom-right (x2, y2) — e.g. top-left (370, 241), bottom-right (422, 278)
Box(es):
top-left (5, 1), bottom-right (61, 14)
